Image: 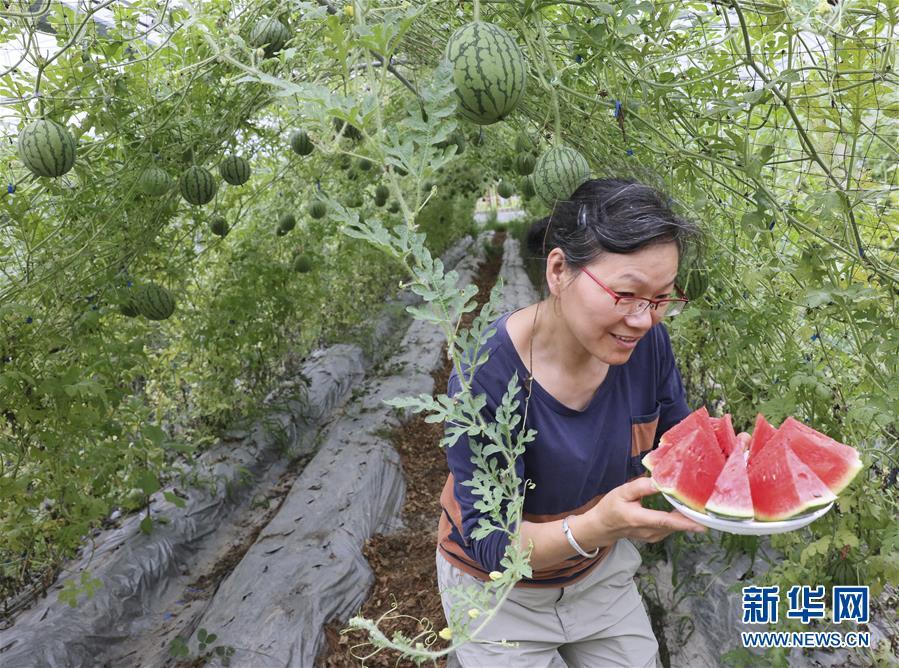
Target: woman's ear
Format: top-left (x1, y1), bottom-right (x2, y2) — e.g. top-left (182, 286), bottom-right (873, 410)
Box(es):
top-left (545, 248), bottom-right (568, 297)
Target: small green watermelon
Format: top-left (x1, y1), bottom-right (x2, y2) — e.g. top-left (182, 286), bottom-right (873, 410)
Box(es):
top-left (180, 166), bottom-right (217, 205)
top-left (278, 213), bottom-right (296, 232)
top-left (18, 119), bottom-right (77, 178)
top-left (309, 199), bottom-right (327, 219)
top-left (497, 180), bottom-right (514, 198)
top-left (135, 283), bottom-right (176, 320)
top-left (293, 255), bottom-right (312, 273)
top-left (289, 129), bottom-right (314, 155)
top-left (514, 153), bottom-right (536, 176)
top-left (138, 166), bottom-right (171, 197)
top-left (209, 216), bottom-right (229, 237)
top-left (249, 17), bottom-right (290, 58)
top-left (533, 146), bottom-right (591, 207)
top-left (219, 155), bottom-right (251, 186)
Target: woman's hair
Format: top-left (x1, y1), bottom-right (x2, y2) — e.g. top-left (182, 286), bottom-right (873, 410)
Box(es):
top-left (525, 178), bottom-right (702, 276)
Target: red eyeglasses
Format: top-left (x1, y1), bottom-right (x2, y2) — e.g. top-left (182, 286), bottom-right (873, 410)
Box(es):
top-left (580, 267), bottom-right (689, 317)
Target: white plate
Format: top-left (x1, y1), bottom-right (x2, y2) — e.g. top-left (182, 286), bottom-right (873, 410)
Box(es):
top-left (662, 493), bottom-right (834, 535)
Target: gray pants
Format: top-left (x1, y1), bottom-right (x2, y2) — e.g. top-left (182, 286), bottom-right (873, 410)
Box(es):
top-left (436, 539), bottom-right (659, 668)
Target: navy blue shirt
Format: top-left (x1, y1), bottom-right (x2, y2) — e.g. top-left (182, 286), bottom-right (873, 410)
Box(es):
top-left (438, 309), bottom-right (690, 584)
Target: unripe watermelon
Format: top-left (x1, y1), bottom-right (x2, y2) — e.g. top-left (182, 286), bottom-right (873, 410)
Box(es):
top-left (520, 175), bottom-right (536, 198)
top-left (682, 267), bottom-right (709, 301)
top-left (289, 129), bottom-right (313, 155)
top-left (293, 255), bottom-right (312, 273)
top-left (278, 213), bottom-right (296, 232)
top-left (219, 155), bottom-right (251, 186)
top-left (249, 17), bottom-right (289, 58)
top-left (18, 119), bottom-right (77, 177)
top-left (309, 199), bottom-right (327, 219)
top-left (357, 157), bottom-right (373, 171)
top-left (375, 184), bottom-right (390, 201)
top-left (346, 193), bottom-right (363, 208)
top-left (115, 288), bottom-right (140, 317)
top-left (138, 166), bottom-right (171, 197)
top-left (333, 118), bottom-right (363, 141)
top-left (180, 166), bottom-right (217, 205)
top-left (533, 146), bottom-right (590, 206)
top-left (497, 180), bottom-right (514, 198)
top-left (514, 153), bottom-right (536, 176)
top-left (514, 132), bottom-right (533, 154)
top-left (209, 216), bottom-right (229, 237)
top-left (444, 22), bottom-right (527, 125)
top-left (135, 284), bottom-right (176, 320)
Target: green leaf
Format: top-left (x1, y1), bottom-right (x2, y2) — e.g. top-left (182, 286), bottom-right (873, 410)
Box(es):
top-left (135, 469), bottom-right (160, 495)
top-left (163, 491), bottom-right (186, 509)
top-left (139, 514), bottom-right (154, 535)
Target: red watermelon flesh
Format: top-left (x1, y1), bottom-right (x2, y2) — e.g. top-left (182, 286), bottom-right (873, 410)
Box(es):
top-left (777, 417), bottom-right (862, 494)
top-left (644, 406), bottom-right (714, 472)
top-left (705, 444), bottom-right (753, 519)
top-left (651, 427), bottom-right (726, 512)
top-left (747, 413), bottom-right (777, 462)
top-left (747, 432), bottom-right (836, 521)
top-left (710, 414), bottom-right (737, 457)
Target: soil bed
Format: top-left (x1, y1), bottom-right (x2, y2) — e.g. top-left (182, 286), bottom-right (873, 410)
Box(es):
top-left (317, 231), bottom-right (506, 667)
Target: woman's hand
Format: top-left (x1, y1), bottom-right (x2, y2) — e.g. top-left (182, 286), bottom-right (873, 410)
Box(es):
top-left (578, 477), bottom-right (707, 547)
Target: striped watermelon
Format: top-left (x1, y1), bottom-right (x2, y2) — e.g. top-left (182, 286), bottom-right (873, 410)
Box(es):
top-left (134, 284), bottom-right (176, 320)
top-left (514, 153), bottom-right (536, 176)
top-left (278, 213), bottom-right (296, 233)
top-left (293, 254), bottom-right (311, 273)
top-left (209, 216), bottom-right (229, 237)
top-left (533, 146), bottom-right (591, 206)
top-left (309, 199), bottom-right (327, 219)
top-left (18, 119), bottom-right (77, 177)
top-left (180, 166), bottom-right (217, 205)
top-left (520, 175), bottom-right (536, 199)
top-left (289, 130), bottom-right (313, 155)
top-left (138, 166), bottom-right (171, 197)
top-left (444, 22), bottom-right (527, 125)
top-left (497, 180), bottom-right (513, 198)
top-left (249, 17), bottom-right (289, 58)
top-left (219, 155), bottom-right (251, 186)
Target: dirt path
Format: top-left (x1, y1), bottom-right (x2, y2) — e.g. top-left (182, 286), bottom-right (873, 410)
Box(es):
top-left (316, 231), bottom-right (506, 667)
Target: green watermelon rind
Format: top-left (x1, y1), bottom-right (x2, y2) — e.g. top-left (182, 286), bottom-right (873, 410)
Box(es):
top-left (18, 119), bottom-right (77, 178)
top-left (249, 17), bottom-right (290, 58)
top-left (180, 166), bottom-right (217, 205)
top-left (748, 441), bottom-right (836, 522)
top-left (135, 284), bottom-right (176, 321)
top-left (139, 166), bottom-right (171, 197)
top-left (444, 22), bottom-right (528, 126)
top-left (219, 155), bottom-right (251, 186)
top-left (533, 146), bottom-right (591, 207)
top-left (705, 448), bottom-right (754, 520)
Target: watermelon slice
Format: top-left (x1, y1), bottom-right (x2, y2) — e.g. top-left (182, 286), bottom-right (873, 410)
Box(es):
top-left (710, 413), bottom-right (737, 457)
top-left (747, 432), bottom-right (836, 521)
top-left (651, 427), bottom-right (726, 512)
top-left (747, 413), bottom-right (777, 462)
top-left (643, 406), bottom-right (715, 472)
top-left (705, 442), bottom-right (753, 520)
top-left (777, 417), bottom-right (863, 494)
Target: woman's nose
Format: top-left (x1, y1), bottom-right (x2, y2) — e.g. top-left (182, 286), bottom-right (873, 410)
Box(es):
top-left (623, 307), bottom-right (654, 329)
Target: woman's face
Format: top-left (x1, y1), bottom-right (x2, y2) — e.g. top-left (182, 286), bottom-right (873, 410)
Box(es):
top-left (548, 242), bottom-right (680, 366)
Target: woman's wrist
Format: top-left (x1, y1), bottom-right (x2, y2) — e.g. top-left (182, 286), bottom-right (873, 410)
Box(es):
top-left (567, 512), bottom-right (615, 552)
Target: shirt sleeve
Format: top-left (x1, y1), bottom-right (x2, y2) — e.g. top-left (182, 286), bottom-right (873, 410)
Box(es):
top-left (653, 323), bottom-right (690, 444)
top-left (443, 370), bottom-right (525, 573)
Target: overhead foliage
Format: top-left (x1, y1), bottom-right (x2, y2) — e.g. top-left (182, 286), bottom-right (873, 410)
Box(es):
top-left (0, 0), bottom-right (897, 663)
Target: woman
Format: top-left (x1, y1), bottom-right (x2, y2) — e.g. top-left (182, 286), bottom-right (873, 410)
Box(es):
top-left (436, 178), bottom-right (709, 667)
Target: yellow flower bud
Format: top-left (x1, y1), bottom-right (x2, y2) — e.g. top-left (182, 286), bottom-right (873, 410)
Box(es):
top-left (344, 5), bottom-right (354, 17)
top-left (488, 570), bottom-right (502, 581)
top-left (438, 627), bottom-right (452, 640)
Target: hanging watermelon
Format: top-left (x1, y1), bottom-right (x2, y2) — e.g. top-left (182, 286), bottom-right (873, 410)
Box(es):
top-left (138, 166), bottom-right (171, 197)
top-left (180, 166), bottom-right (217, 205)
top-left (134, 284), bottom-right (176, 320)
top-left (219, 155), bottom-right (251, 186)
top-left (18, 119), bottom-right (77, 178)
top-left (209, 216), bottom-right (229, 237)
top-left (290, 130), bottom-right (314, 156)
top-left (444, 22), bottom-right (527, 125)
top-left (249, 17), bottom-right (290, 58)
top-left (532, 146), bottom-right (591, 207)
top-left (309, 199), bottom-right (327, 219)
